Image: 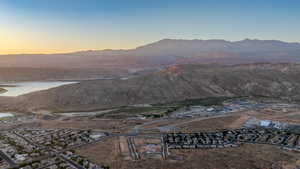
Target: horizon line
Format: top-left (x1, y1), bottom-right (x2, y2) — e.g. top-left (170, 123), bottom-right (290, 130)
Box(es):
top-left (1, 38), bottom-right (299, 55)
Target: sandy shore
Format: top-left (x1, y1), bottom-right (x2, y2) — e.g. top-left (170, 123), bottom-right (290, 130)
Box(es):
top-left (0, 88), bottom-right (7, 94)
top-left (0, 85), bottom-right (18, 94)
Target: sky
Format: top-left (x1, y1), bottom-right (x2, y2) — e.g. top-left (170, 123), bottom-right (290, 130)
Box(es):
top-left (0, 0), bottom-right (299, 54)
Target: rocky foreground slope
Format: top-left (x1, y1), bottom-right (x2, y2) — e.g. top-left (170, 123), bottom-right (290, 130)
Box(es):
top-left (1, 63), bottom-right (300, 113)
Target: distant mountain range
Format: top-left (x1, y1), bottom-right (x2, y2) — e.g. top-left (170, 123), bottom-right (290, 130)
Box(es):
top-left (1, 39), bottom-right (300, 69)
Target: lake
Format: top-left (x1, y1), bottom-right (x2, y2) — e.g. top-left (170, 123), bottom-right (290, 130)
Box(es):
top-left (0, 81), bottom-right (77, 97)
top-left (0, 113), bottom-right (14, 118)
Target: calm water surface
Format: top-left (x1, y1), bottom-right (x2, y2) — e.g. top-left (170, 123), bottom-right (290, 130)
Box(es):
top-left (0, 81), bottom-right (77, 97)
top-left (0, 113), bottom-right (14, 118)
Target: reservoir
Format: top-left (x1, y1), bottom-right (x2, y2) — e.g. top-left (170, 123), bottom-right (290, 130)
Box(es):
top-left (0, 81), bottom-right (77, 97)
top-left (0, 113), bottom-right (14, 118)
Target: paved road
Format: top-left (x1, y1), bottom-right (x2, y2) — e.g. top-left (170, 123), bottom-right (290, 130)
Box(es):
top-left (0, 150), bottom-right (17, 168)
top-left (127, 137), bottom-right (140, 160)
top-left (59, 154), bottom-right (85, 169)
top-left (13, 131), bottom-right (35, 144)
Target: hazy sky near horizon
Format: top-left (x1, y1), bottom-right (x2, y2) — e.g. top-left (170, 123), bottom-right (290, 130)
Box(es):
top-left (0, 0), bottom-right (299, 54)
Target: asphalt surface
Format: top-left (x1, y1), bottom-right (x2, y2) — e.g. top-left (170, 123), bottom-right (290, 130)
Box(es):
top-left (0, 150), bottom-right (17, 168)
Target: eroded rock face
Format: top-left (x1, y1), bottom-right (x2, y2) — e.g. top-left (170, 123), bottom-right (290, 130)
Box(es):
top-left (3, 63), bottom-right (300, 112)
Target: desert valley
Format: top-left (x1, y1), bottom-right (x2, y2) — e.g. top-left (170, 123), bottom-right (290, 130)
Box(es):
top-left (1, 0), bottom-right (300, 168)
top-left (0, 39), bottom-right (300, 169)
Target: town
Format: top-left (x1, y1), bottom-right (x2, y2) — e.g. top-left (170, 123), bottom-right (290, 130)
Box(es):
top-left (0, 128), bottom-right (109, 169)
top-left (163, 128), bottom-right (300, 151)
top-left (0, 98), bottom-right (300, 168)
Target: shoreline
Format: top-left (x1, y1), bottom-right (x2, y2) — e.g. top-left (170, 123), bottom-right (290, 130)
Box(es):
top-left (0, 85), bottom-right (18, 87)
top-left (0, 88), bottom-right (8, 94)
top-left (0, 81), bottom-right (77, 97)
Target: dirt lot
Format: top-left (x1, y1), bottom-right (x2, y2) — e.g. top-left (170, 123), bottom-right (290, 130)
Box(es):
top-left (168, 144), bottom-right (300, 169)
top-left (38, 117), bottom-right (145, 132)
top-left (178, 115), bottom-right (244, 132)
top-left (250, 109), bottom-right (300, 124)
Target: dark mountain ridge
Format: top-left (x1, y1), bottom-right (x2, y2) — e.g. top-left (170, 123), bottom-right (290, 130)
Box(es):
top-left (1, 39), bottom-right (300, 69)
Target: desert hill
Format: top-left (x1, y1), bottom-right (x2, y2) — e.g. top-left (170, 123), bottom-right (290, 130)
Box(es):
top-left (4, 63), bottom-right (300, 112)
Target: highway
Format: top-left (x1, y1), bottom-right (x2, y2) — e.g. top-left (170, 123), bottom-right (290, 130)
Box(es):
top-left (0, 150), bottom-right (17, 168)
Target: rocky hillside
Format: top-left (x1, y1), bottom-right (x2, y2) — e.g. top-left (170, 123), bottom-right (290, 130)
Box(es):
top-left (4, 63), bottom-right (300, 112)
top-left (0, 67), bottom-right (130, 82)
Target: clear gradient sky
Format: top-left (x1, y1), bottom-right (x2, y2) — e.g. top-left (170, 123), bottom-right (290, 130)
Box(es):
top-left (0, 0), bottom-right (299, 54)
